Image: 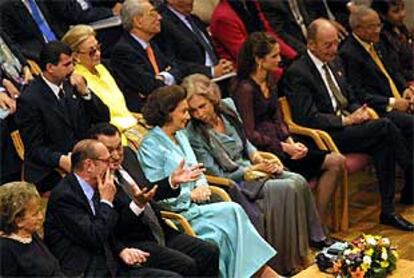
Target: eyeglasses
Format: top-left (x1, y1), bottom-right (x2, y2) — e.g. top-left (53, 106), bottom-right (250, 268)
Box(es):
top-left (91, 156), bottom-right (111, 164)
top-left (77, 43), bottom-right (101, 58)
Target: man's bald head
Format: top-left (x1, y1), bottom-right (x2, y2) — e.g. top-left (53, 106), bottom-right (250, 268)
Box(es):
top-left (307, 18), bottom-right (339, 63)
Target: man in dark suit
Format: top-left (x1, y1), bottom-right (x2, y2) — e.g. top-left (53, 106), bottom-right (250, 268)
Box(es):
top-left (111, 0), bottom-right (182, 112)
top-left (88, 123), bottom-right (220, 277)
top-left (0, 0), bottom-right (67, 61)
top-left (44, 139), bottom-right (181, 277)
top-left (154, 0), bottom-right (233, 78)
top-left (44, 0), bottom-right (122, 25)
top-left (281, 18), bottom-right (414, 231)
top-left (259, 0), bottom-right (311, 54)
top-left (340, 7), bottom-right (414, 200)
top-left (15, 41), bottom-right (110, 192)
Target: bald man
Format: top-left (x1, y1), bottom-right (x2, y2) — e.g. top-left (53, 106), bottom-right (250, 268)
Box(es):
top-left (281, 18), bottom-right (413, 231)
top-left (340, 7), bottom-right (414, 202)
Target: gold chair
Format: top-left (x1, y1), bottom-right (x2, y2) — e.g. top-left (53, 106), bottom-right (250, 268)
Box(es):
top-left (160, 186), bottom-right (231, 237)
top-left (278, 97), bottom-right (378, 231)
top-left (27, 59), bottom-right (42, 75)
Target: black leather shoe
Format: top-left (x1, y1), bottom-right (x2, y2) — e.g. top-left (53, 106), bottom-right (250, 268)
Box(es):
top-left (310, 237), bottom-right (337, 250)
top-left (379, 213), bottom-right (414, 231)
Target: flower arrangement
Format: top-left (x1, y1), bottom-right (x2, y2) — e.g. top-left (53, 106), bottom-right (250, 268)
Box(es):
top-left (333, 234), bottom-right (398, 278)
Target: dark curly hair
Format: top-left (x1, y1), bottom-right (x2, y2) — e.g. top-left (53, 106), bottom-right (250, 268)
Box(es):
top-left (237, 32), bottom-right (278, 79)
top-left (142, 85), bottom-right (188, 127)
top-left (371, 0), bottom-right (403, 18)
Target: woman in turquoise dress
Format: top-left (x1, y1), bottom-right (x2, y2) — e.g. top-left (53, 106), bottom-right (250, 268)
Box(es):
top-left (137, 85), bottom-right (278, 278)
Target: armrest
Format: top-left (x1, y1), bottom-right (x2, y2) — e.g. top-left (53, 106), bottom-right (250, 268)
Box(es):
top-left (160, 211), bottom-right (196, 237)
top-left (27, 59), bottom-right (41, 75)
top-left (205, 175), bottom-right (235, 188)
top-left (367, 108), bottom-right (379, 119)
top-left (209, 185), bottom-right (232, 202)
top-left (286, 123), bottom-right (329, 151)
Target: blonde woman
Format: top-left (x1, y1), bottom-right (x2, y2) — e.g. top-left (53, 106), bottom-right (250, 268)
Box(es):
top-left (62, 25), bottom-right (146, 148)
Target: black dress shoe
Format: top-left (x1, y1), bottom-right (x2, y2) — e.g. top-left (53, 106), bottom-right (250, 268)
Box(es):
top-left (310, 237), bottom-right (337, 250)
top-left (379, 213), bottom-right (414, 231)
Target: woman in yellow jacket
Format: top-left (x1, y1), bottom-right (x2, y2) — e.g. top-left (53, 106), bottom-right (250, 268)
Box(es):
top-left (62, 25), bottom-right (146, 148)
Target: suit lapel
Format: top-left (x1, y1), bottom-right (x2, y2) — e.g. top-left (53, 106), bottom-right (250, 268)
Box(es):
top-left (165, 9), bottom-right (207, 51)
top-left (124, 33), bottom-right (159, 74)
top-left (67, 174), bottom-right (96, 216)
top-left (303, 55), bottom-right (336, 113)
top-left (38, 78), bottom-right (73, 127)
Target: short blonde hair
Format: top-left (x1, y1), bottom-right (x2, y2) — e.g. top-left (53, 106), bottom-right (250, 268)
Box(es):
top-left (0, 181), bottom-right (40, 234)
top-left (181, 74), bottom-right (221, 109)
top-left (61, 24), bottom-right (96, 52)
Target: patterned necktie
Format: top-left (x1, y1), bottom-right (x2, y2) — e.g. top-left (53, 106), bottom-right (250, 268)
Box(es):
top-left (367, 45), bottom-right (401, 99)
top-left (322, 64), bottom-right (349, 116)
top-left (185, 16), bottom-right (218, 64)
top-left (26, 0), bottom-right (57, 42)
top-left (58, 89), bottom-right (65, 100)
top-left (116, 170), bottom-right (165, 246)
top-left (146, 45), bottom-right (160, 75)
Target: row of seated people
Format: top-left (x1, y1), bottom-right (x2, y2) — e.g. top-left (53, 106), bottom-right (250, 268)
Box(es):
top-left (0, 0), bottom-right (411, 80)
top-left (0, 2), bottom-right (413, 277)
top-left (1, 29), bottom-right (413, 277)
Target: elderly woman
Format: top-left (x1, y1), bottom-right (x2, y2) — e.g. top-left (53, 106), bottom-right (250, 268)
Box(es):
top-left (0, 182), bottom-right (63, 277)
top-left (183, 74), bottom-right (329, 275)
top-left (232, 32), bottom-right (346, 226)
top-left (61, 25), bottom-right (146, 148)
top-left (137, 85), bottom-right (278, 278)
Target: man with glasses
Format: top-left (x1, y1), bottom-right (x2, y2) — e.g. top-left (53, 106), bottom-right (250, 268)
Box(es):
top-left (340, 6), bottom-right (414, 204)
top-left (88, 123), bottom-right (220, 277)
top-left (45, 139), bottom-right (181, 277)
top-left (15, 41), bottom-right (110, 193)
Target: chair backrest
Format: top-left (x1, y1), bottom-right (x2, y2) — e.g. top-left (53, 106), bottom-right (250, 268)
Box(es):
top-left (10, 130), bottom-right (24, 160)
top-left (277, 97), bottom-right (294, 126)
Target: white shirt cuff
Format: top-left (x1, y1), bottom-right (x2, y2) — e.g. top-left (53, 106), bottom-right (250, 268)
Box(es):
top-left (100, 199), bottom-right (113, 208)
top-left (159, 72), bottom-right (176, 85)
top-left (169, 175), bottom-right (180, 190)
top-left (129, 201), bottom-right (145, 216)
top-left (81, 88), bottom-right (92, 100)
top-left (386, 97), bottom-right (395, 112)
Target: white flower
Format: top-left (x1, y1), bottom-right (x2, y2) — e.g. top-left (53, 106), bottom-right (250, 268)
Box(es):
top-left (381, 248), bottom-right (388, 261)
top-left (381, 238), bottom-right (390, 246)
top-left (363, 255), bottom-right (372, 266)
top-left (366, 237), bottom-right (377, 245)
top-left (345, 259), bottom-right (351, 265)
top-left (344, 249), bottom-right (352, 256)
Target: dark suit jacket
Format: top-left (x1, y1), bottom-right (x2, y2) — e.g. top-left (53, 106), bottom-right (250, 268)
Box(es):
top-left (44, 0), bottom-right (115, 25)
top-left (339, 35), bottom-right (408, 113)
top-left (14, 76), bottom-right (110, 184)
top-left (154, 6), bottom-right (214, 77)
top-left (44, 173), bottom-right (121, 277)
top-left (0, 0), bottom-right (67, 61)
top-left (258, 0), bottom-right (310, 54)
top-left (280, 53), bottom-right (360, 130)
top-left (114, 147), bottom-right (181, 246)
top-left (110, 32), bottom-right (182, 112)
top-left (304, 0), bottom-right (350, 29)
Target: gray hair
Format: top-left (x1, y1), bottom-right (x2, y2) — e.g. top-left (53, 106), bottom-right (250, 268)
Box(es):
top-left (122, 0), bottom-right (147, 31)
top-left (349, 6), bottom-right (377, 30)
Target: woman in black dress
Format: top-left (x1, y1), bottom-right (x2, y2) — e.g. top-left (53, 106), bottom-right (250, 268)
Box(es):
top-left (231, 32), bottom-right (346, 225)
top-left (0, 181), bottom-right (63, 277)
